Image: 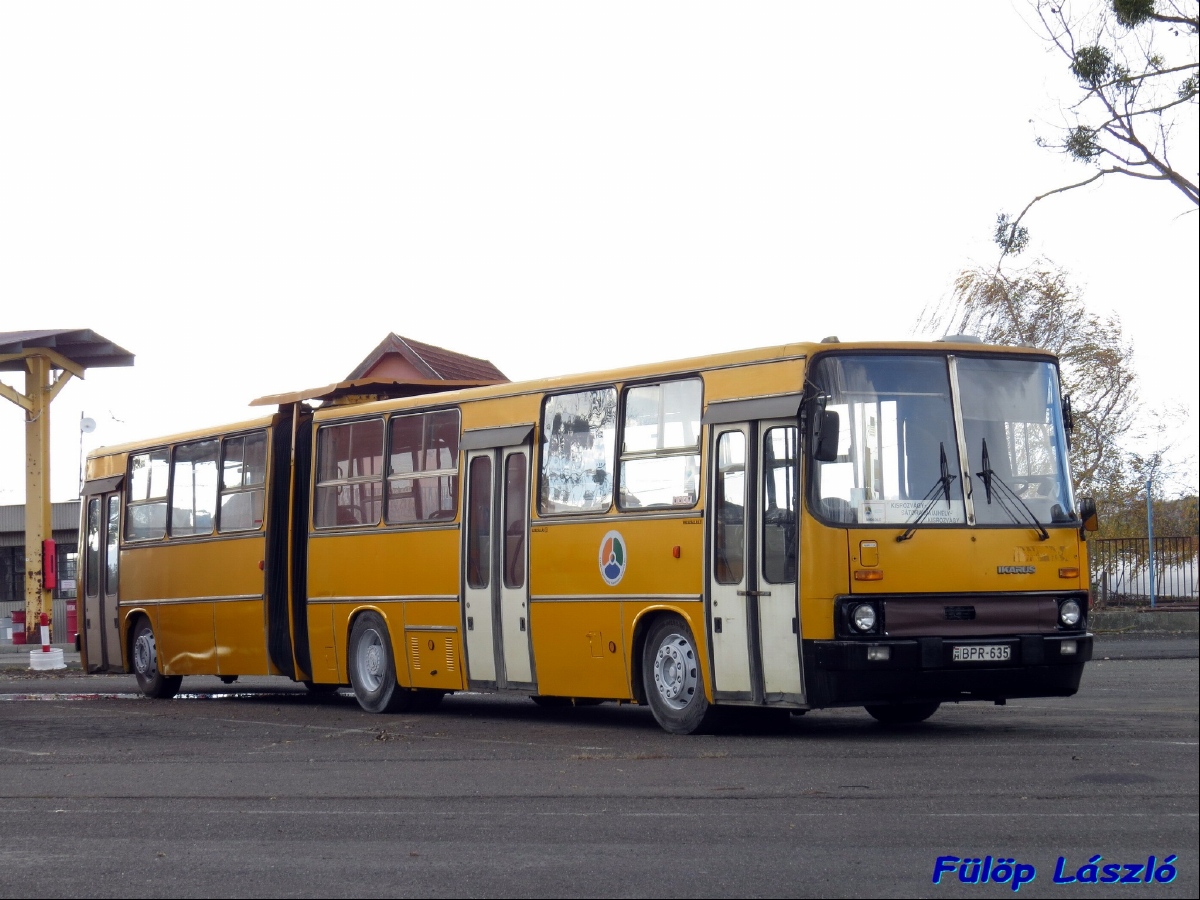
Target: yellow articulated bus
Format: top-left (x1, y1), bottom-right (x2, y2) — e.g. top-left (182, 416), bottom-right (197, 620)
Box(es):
top-left (79, 337), bottom-right (1096, 733)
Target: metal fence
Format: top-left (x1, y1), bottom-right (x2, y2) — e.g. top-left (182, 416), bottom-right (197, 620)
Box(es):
top-left (1090, 536), bottom-right (1199, 607)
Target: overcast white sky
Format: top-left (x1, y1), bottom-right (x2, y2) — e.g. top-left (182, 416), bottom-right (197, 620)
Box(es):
top-left (2, 1), bottom-right (1197, 505)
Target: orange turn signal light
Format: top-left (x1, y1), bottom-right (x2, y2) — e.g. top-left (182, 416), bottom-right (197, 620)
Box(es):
top-left (853, 569), bottom-right (884, 581)
top-left (1058, 567), bottom-right (1080, 578)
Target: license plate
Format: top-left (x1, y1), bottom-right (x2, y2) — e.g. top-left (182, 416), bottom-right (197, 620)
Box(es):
top-left (952, 644), bottom-right (1011, 662)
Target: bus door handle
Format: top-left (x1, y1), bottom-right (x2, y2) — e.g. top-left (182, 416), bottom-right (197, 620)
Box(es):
top-left (737, 590), bottom-right (771, 596)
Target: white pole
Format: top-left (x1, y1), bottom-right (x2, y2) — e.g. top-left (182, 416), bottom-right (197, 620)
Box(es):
top-left (1146, 477), bottom-right (1156, 609)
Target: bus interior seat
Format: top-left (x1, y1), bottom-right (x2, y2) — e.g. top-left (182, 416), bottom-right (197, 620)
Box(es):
top-left (820, 497), bottom-right (857, 523)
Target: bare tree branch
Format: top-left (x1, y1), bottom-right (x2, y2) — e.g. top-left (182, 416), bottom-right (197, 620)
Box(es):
top-left (996, 172), bottom-right (1108, 262)
top-left (1000, 1), bottom-right (1198, 257)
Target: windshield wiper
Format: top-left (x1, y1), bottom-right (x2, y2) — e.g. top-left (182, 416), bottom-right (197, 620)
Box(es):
top-left (896, 443), bottom-right (956, 542)
top-left (976, 439), bottom-right (1050, 541)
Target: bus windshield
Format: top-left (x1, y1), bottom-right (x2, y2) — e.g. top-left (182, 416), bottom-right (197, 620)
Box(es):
top-left (809, 353), bottom-right (1075, 528)
top-left (956, 356), bottom-right (1076, 526)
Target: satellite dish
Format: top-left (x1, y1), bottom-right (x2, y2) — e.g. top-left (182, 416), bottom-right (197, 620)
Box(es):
top-left (80, 417), bottom-right (97, 434)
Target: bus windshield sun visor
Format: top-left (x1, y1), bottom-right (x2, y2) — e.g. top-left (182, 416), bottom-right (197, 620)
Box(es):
top-left (703, 393), bottom-right (803, 425)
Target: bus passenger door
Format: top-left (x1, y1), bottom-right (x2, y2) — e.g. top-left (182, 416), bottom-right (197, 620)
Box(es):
top-left (463, 444), bottom-right (534, 690)
top-left (82, 491), bottom-right (124, 672)
top-left (708, 422), bottom-right (805, 705)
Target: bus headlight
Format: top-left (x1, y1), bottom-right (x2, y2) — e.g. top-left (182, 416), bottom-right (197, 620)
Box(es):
top-left (852, 603), bottom-right (877, 633)
top-left (1059, 599), bottom-right (1081, 627)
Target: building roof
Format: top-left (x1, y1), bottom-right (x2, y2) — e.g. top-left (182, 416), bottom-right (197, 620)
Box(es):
top-left (0, 330), bottom-right (134, 372)
top-left (346, 334), bottom-right (508, 382)
top-left (0, 501), bottom-right (81, 546)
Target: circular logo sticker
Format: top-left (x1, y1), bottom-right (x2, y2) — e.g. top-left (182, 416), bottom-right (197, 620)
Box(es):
top-left (599, 530), bottom-right (627, 586)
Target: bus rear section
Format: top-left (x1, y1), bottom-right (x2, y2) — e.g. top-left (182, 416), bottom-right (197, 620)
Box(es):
top-left (78, 417), bottom-right (283, 693)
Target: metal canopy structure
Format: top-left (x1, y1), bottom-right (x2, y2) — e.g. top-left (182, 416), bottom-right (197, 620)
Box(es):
top-left (0, 329), bottom-right (135, 373)
top-left (0, 329), bottom-right (134, 644)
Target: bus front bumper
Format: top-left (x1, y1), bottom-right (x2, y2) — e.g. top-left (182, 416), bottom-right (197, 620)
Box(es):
top-left (806, 633), bottom-right (1093, 706)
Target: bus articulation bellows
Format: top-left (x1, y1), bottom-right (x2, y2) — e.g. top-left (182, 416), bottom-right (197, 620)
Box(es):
top-left (79, 338), bottom-right (1096, 733)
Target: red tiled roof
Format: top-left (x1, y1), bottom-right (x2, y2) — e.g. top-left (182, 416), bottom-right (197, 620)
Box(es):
top-left (347, 334), bottom-right (508, 382)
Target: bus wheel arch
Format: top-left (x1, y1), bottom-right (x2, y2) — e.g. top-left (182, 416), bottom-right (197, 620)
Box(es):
top-left (129, 614), bottom-right (182, 700)
top-left (347, 610), bottom-right (411, 714)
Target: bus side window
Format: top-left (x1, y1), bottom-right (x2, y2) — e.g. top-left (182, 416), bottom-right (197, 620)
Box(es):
top-left (714, 431), bottom-right (745, 585)
top-left (219, 431), bottom-right (267, 533)
top-left (466, 456), bottom-right (491, 588)
top-left (85, 498), bottom-right (101, 597)
top-left (619, 379), bottom-right (702, 509)
top-left (126, 449), bottom-right (169, 540)
top-left (538, 388), bottom-right (617, 515)
top-left (171, 440), bottom-right (219, 536)
top-left (762, 426), bottom-right (797, 584)
top-left (314, 419), bottom-right (385, 528)
top-left (386, 409), bottom-right (460, 524)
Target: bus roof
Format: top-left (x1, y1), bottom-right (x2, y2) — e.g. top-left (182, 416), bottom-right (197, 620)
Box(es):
top-left (305, 336), bottom-right (1056, 422)
top-left (86, 412), bottom-right (277, 460)
top-left (85, 336), bottom-right (1055, 453)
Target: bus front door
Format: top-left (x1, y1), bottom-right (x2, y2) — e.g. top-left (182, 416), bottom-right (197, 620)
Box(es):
top-left (82, 492), bottom-right (124, 672)
top-left (708, 422), bottom-right (805, 705)
top-left (463, 444), bottom-right (534, 691)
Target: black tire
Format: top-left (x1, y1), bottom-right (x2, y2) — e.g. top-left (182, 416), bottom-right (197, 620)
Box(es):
top-left (410, 689), bottom-right (446, 711)
top-left (530, 695), bottom-right (573, 708)
top-left (303, 680), bottom-right (340, 696)
top-left (642, 615), bottom-right (714, 734)
top-left (530, 695), bottom-right (604, 708)
top-left (864, 701), bottom-right (941, 725)
top-left (130, 617), bottom-right (182, 700)
top-left (732, 707), bottom-right (794, 734)
top-left (219, 675), bottom-right (239, 685)
top-left (348, 612), bottom-right (410, 713)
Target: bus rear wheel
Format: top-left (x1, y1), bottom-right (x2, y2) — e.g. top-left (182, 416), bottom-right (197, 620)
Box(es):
top-left (131, 618), bottom-right (182, 700)
top-left (303, 681), bottom-right (340, 696)
top-left (348, 612), bottom-right (411, 714)
top-left (864, 701), bottom-right (940, 725)
top-left (530, 696), bottom-right (604, 708)
top-left (410, 689), bottom-right (445, 711)
top-left (642, 615), bottom-right (714, 735)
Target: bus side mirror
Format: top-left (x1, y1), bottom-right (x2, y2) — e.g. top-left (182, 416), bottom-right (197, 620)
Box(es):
top-left (1078, 497), bottom-right (1098, 535)
top-left (1062, 393), bottom-right (1074, 451)
top-left (813, 410), bottom-right (840, 463)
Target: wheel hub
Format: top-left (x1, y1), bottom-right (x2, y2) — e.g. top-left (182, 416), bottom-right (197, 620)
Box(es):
top-left (357, 628), bottom-right (385, 691)
top-left (133, 632), bottom-right (155, 675)
top-left (365, 643), bottom-right (383, 678)
top-left (653, 634), bottom-right (696, 710)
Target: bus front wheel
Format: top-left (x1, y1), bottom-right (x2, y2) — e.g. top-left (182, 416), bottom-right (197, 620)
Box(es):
top-left (642, 615), bottom-right (714, 735)
top-left (131, 618), bottom-right (182, 700)
top-left (348, 612), bottom-right (411, 714)
top-left (864, 701), bottom-right (940, 725)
